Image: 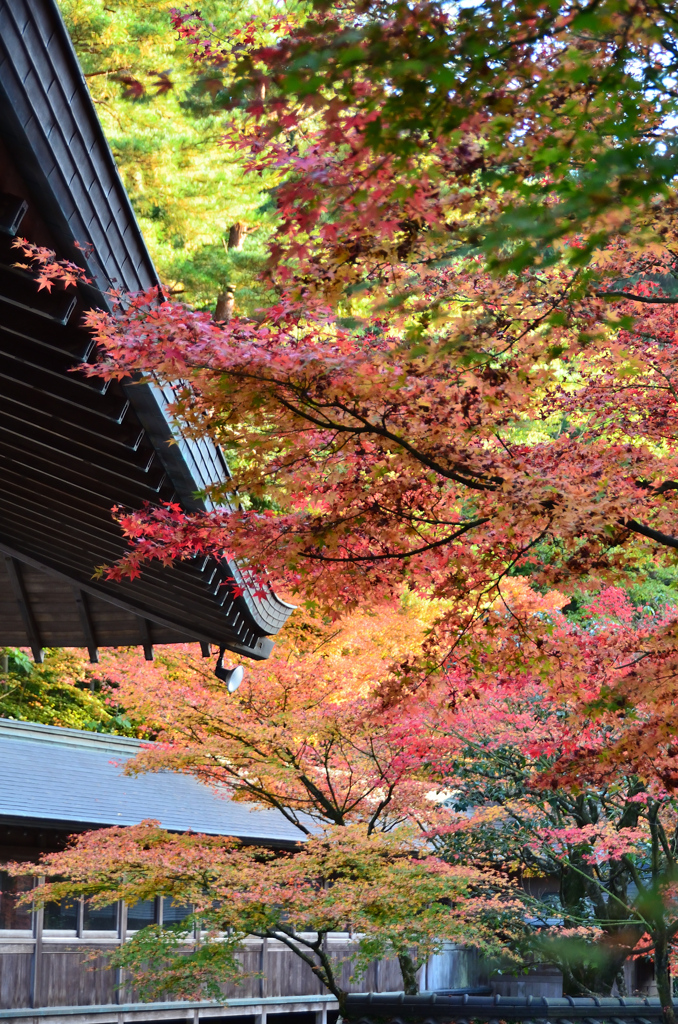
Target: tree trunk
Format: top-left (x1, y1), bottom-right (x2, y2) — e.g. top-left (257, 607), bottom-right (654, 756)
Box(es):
top-left (614, 966), bottom-right (627, 997)
top-left (398, 953), bottom-right (419, 995)
top-left (655, 932), bottom-right (676, 1024)
top-left (214, 289), bottom-right (234, 323)
top-left (228, 222), bottom-right (247, 250)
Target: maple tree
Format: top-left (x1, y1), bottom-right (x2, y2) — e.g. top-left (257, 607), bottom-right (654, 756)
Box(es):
top-left (53, 239), bottom-right (678, 638)
top-left (6, 601), bottom-right (525, 1005)
top-left (12, 821), bottom-right (521, 1008)
top-left (420, 583), bottom-right (678, 1015)
top-left (96, 599), bottom-right (449, 835)
top-left (21, 0), bottom-right (678, 643)
top-left (14, 581), bottom-right (678, 1011)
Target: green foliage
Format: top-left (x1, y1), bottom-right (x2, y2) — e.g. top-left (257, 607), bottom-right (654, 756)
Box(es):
top-left (439, 745), bottom-right (646, 997)
top-left (0, 648), bottom-right (136, 734)
top-left (622, 563), bottom-right (678, 614)
top-left (109, 921), bottom-right (248, 1002)
top-left (556, 561), bottom-right (678, 625)
top-left (56, 0), bottom-right (280, 311)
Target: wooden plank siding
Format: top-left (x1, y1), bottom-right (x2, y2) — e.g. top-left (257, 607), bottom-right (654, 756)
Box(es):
top-left (0, 937), bottom-right (406, 1010)
top-left (0, 948), bottom-right (32, 1009)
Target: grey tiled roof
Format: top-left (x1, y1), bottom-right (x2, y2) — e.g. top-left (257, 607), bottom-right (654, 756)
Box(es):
top-left (0, 718), bottom-right (303, 843)
top-left (344, 993), bottom-right (672, 1023)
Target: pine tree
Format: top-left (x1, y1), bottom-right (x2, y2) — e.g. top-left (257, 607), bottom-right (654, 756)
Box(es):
top-left (57, 0), bottom-right (281, 313)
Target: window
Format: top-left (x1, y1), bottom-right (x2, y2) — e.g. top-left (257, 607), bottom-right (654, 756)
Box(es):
top-left (43, 896), bottom-right (78, 932)
top-left (83, 901), bottom-right (118, 932)
top-left (126, 898), bottom-right (157, 931)
top-left (125, 897), bottom-right (193, 933)
top-left (162, 897), bottom-right (192, 926)
top-left (0, 871), bottom-right (32, 931)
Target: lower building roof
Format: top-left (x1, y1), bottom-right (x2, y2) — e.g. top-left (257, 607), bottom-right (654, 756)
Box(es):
top-left (0, 718), bottom-right (303, 845)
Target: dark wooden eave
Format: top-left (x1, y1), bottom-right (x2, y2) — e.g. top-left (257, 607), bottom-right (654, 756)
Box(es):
top-left (0, 0), bottom-right (293, 662)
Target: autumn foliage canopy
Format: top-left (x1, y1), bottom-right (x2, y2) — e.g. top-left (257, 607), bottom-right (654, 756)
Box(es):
top-left (12, 0), bottom-right (678, 1013)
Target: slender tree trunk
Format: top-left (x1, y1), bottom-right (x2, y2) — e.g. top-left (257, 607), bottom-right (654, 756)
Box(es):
top-left (214, 221), bottom-right (247, 320)
top-left (228, 222), bottom-right (247, 251)
top-left (398, 953), bottom-right (419, 995)
top-left (655, 932), bottom-right (676, 1024)
top-left (214, 289), bottom-right (234, 323)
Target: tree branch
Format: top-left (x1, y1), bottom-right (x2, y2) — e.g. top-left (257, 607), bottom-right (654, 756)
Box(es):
top-left (624, 519), bottom-right (678, 550)
top-left (303, 517), bottom-right (490, 563)
top-left (596, 291), bottom-right (678, 304)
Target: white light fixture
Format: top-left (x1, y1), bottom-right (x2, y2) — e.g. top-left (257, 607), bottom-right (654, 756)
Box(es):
top-left (215, 648), bottom-right (244, 693)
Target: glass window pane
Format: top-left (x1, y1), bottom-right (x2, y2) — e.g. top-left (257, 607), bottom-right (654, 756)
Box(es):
top-left (162, 897), bottom-right (192, 926)
top-left (126, 898), bottom-right (157, 931)
top-left (44, 897), bottom-right (78, 931)
top-left (0, 871), bottom-right (32, 930)
top-left (83, 901), bottom-right (117, 932)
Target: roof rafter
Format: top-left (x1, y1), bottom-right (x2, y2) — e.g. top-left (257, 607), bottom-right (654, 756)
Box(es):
top-left (5, 555), bottom-right (43, 663)
top-left (0, 0), bottom-right (294, 661)
top-left (73, 589), bottom-right (98, 664)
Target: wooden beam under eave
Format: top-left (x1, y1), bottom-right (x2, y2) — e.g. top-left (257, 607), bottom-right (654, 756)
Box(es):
top-left (138, 617), bottom-right (153, 661)
top-left (5, 556), bottom-right (43, 663)
top-left (73, 588), bottom-right (99, 663)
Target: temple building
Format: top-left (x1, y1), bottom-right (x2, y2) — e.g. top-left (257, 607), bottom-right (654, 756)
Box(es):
top-left (0, 0), bottom-right (293, 667)
top-left (0, 718), bottom-right (411, 1023)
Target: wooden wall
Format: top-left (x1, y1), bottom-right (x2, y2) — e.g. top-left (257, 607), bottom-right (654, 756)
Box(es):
top-left (0, 935), bottom-right (413, 1010)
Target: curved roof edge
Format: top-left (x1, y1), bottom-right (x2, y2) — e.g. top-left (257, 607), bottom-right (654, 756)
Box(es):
top-left (0, 0), bottom-right (294, 650)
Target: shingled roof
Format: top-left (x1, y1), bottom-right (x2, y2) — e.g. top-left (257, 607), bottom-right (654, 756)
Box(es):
top-left (0, 718), bottom-right (303, 844)
top-left (0, 0), bottom-right (293, 663)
